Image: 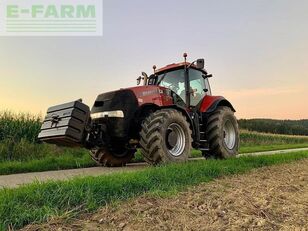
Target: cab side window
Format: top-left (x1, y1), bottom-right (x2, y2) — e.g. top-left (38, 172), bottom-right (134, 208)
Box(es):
top-left (189, 69), bottom-right (211, 106)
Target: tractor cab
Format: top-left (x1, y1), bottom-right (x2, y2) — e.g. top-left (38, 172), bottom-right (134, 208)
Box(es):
top-left (140, 54), bottom-right (213, 108)
top-left (155, 65), bottom-right (212, 107)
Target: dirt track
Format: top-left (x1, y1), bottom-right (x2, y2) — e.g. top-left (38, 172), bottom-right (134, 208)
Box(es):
top-left (23, 158), bottom-right (308, 231)
top-left (1, 148), bottom-right (308, 188)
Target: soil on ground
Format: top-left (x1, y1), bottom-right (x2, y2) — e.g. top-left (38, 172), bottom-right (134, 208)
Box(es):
top-left (23, 159), bottom-right (308, 231)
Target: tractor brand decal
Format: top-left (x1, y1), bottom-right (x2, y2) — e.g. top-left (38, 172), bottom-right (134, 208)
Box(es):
top-left (139, 89), bottom-right (160, 97)
top-left (0, 0), bottom-right (103, 36)
top-left (139, 88), bottom-right (170, 98)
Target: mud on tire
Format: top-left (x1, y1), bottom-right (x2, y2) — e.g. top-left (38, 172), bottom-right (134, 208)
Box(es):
top-left (140, 109), bottom-right (192, 165)
top-left (205, 106), bottom-right (239, 158)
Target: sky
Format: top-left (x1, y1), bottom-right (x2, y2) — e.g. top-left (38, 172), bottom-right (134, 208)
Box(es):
top-left (0, 0), bottom-right (307, 119)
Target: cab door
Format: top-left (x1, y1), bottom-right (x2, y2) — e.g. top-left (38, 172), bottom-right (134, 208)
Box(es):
top-left (188, 69), bottom-right (211, 107)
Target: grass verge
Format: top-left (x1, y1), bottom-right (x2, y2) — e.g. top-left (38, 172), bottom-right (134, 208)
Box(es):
top-left (1, 143), bottom-right (308, 176)
top-left (0, 129), bottom-right (308, 175)
top-left (0, 151), bottom-right (307, 230)
top-left (0, 154), bottom-right (96, 175)
top-left (240, 143), bottom-right (308, 153)
top-left (133, 143), bottom-right (308, 162)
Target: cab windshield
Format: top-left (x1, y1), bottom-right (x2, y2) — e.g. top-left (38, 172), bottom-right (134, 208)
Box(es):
top-left (158, 69), bottom-right (186, 102)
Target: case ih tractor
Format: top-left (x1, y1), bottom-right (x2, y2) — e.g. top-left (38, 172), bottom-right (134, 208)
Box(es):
top-left (38, 54), bottom-right (239, 166)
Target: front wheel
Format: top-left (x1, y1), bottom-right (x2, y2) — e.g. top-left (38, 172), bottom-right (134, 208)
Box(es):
top-left (205, 106), bottom-right (239, 158)
top-left (140, 109), bottom-right (192, 165)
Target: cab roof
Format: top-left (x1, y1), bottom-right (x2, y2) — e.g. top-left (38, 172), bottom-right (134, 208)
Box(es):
top-left (156, 62), bottom-right (207, 75)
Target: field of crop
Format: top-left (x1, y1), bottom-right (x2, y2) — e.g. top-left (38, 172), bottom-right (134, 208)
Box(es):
top-left (0, 111), bottom-right (95, 174)
top-left (0, 111), bottom-right (87, 160)
top-left (1, 111), bottom-right (308, 175)
top-left (239, 129), bottom-right (308, 153)
top-left (239, 118), bottom-right (308, 136)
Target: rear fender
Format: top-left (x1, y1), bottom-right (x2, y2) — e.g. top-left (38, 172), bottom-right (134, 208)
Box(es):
top-left (200, 96), bottom-right (235, 113)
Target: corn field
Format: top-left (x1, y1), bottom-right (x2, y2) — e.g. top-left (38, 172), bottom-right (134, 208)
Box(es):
top-left (240, 129), bottom-right (308, 146)
top-left (0, 111), bottom-right (89, 161)
top-left (0, 111), bottom-right (41, 143)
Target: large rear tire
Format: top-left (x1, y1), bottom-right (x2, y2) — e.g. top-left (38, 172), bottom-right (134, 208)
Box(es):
top-left (140, 109), bottom-right (192, 165)
top-left (90, 147), bottom-right (135, 167)
top-left (205, 106), bottom-right (239, 158)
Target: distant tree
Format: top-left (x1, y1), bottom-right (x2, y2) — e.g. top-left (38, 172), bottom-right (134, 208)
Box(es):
top-left (238, 119), bottom-right (308, 136)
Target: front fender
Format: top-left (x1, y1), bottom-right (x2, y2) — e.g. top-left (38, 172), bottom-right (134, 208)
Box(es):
top-left (199, 95), bottom-right (235, 113)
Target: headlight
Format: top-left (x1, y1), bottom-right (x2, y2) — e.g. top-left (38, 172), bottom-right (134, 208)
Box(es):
top-left (91, 110), bottom-right (124, 119)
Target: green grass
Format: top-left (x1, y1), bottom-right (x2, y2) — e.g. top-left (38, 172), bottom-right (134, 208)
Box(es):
top-left (0, 130), bottom-right (308, 175)
top-left (0, 140), bottom-right (94, 175)
top-left (0, 139), bottom-right (90, 162)
top-left (3, 142), bottom-right (308, 176)
top-left (239, 130), bottom-right (308, 153)
top-left (0, 154), bottom-right (96, 175)
top-left (0, 151), bottom-right (307, 230)
top-left (240, 143), bottom-right (308, 153)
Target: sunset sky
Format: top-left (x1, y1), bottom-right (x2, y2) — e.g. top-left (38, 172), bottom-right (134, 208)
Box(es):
top-left (0, 0), bottom-right (307, 119)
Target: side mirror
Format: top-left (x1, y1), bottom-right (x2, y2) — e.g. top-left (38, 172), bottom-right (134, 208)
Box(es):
top-left (202, 74), bottom-right (213, 79)
top-left (141, 72), bottom-right (148, 85)
top-left (196, 59), bottom-right (205, 69)
top-left (136, 76), bottom-right (142, 85)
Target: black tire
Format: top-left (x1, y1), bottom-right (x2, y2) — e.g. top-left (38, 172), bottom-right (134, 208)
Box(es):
top-left (205, 106), bottom-right (239, 158)
top-left (90, 147), bottom-right (135, 167)
top-left (140, 109), bottom-right (192, 165)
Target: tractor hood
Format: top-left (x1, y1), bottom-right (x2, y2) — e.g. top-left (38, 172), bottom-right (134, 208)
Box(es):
top-left (91, 89), bottom-right (138, 117)
top-left (91, 89), bottom-right (139, 138)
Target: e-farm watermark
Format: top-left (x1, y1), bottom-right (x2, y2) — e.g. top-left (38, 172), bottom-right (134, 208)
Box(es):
top-left (0, 0), bottom-right (103, 36)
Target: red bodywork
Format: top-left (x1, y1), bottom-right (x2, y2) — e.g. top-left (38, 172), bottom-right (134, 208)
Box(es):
top-left (156, 62), bottom-right (188, 73)
top-left (199, 96), bottom-right (225, 112)
top-left (129, 85), bottom-right (173, 107)
top-left (128, 85), bottom-right (224, 113)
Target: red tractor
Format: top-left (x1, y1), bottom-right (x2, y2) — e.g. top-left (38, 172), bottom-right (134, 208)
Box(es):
top-left (38, 54), bottom-right (239, 166)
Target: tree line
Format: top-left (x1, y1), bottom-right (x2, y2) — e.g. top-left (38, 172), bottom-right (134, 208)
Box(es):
top-left (238, 119), bottom-right (308, 136)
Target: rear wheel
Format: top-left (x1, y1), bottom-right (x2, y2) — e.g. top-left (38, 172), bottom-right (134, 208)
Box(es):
top-left (90, 146), bottom-right (135, 167)
top-left (205, 106), bottom-right (239, 158)
top-left (140, 109), bottom-right (192, 165)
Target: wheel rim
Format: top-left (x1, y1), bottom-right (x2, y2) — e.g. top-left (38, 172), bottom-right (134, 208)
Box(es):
top-left (166, 123), bottom-right (186, 157)
top-left (223, 119), bottom-right (236, 150)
